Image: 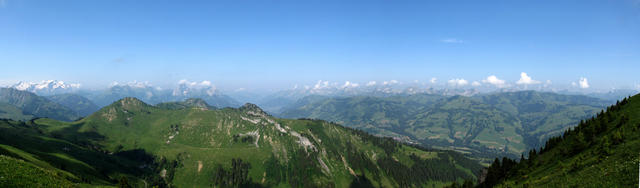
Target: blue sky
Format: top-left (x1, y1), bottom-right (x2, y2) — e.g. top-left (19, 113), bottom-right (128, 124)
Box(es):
top-left (1, 0), bottom-right (639, 91)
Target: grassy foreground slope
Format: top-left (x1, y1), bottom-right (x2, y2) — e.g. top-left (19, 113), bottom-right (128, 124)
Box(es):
top-left (0, 118), bottom-right (155, 187)
top-left (0, 155), bottom-right (75, 187)
top-left (2, 98), bottom-right (483, 187)
top-left (478, 94), bottom-right (640, 187)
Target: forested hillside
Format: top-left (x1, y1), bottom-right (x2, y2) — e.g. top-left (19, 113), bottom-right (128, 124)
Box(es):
top-left (478, 95), bottom-right (640, 187)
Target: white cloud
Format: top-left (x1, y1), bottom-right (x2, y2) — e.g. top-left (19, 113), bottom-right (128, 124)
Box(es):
top-left (430, 77), bottom-right (437, 84)
top-left (313, 80), bottom-right (330, 89)
top-left (471, 81), bottom-right (481, 86)
top-left (382, 80), bottom-right (399, 85)
top-left (200, 80), bottom-right (212, 86)
top-left (578, 77), bottom-right (589, 89)
top-left (441, 38), bottom-right (464, 44)
top-left (448, 78), bottom-right (469, 87)
top-left (482, 75), bottom-right (507, 88)
top-left (366, 81), bottom-right (377, 86)
top-left (178, 79), bottom-right (213, 87)
top-left (341, 81), bottom-right (359, 88)
top-left (544, 80), bottom-right (552, 87)
top-left (516, 72), bottom-right (541, 85)
top-left (123, 80), bottom-right (151, 88)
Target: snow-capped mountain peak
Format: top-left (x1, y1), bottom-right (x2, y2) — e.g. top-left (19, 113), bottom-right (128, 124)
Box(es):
top-left (10, 80), bottom-right (81, 95)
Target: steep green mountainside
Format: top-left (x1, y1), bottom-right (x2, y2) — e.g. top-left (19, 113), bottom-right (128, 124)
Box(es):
top-left (479, 95), bottom-right (640, 187)
top-left (0, 88), bottom-right (80, 121)
top-left (280, 91), bottom-right (610, 161)
top-left (156, 98), bottom-right (216, 110)
top-left (47, 93), bottom-right (100, 117)
top-left (0, 98), bottom-right (483, 187)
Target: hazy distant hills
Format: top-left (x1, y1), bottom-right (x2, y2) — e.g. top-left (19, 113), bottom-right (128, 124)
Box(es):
top-left (478, 94), bottom-right (640, 187)
top-left (0, 98), bottom-right (483, 187)
top-left (7, 80), bottom-right (242, 109)
top-left (79, 84), bottom-right (241, 108)
top-left (280, 91), bottom-right (612, 160)
top-left (251, 86), bottom-right (481, 114)
top-left (46, 93), bottom-right (100, 117)
top-left (0, 88), bottom-right (80, 121)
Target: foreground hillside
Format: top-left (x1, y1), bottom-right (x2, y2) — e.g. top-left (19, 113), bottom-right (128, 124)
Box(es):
top-left (478, 95), bottom-right (640, 187)
top-left (280, 91), bottom-right (610, 161)
top-left (0, 98), bottom-right (483, 187)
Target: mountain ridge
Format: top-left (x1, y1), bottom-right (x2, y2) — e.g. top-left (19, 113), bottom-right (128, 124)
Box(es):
top-left (0, 97), bottom-right (484, 187)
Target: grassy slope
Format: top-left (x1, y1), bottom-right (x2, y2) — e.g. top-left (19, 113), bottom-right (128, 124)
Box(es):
top-left (34, 98), bottom-right (482, 187)
top-left (0, 155), bottom-right (76, 187)
top-left (0, 118), bottom-right (152, 187)
top-left (488, 94), bottom-right (640, 187)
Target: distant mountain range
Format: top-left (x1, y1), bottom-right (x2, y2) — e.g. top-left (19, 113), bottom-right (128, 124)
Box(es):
top-left (10, 80), bottom-right (81, 96)
top-left (8, 80), bottom-right (241, 108)
top-left (250, 86), bottom-right (482, 114)
top-left (78, 84), bottom-right (239, 108)
top-left (279, 91), bottom-right (613, 161)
